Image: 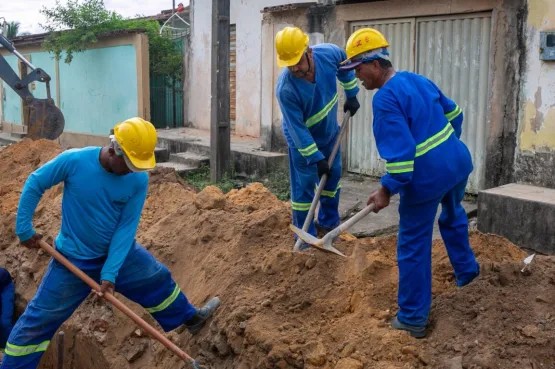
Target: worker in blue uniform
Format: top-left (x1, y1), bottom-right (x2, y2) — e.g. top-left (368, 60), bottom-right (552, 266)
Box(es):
top-left (340, 28), bottom-right (480, 338)
top-left (275, 27), bottom-right (361, 248)
top-left (0, 267), bottom-right (14, 352)
top-left (2, 118), bottom-right (220, 369)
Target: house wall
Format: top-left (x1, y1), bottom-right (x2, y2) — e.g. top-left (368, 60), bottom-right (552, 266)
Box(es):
top-left (261, 0), bottom-right (527, 192)
top-left (514, 0), bottom-right (555, 187)
top-left (0, 33), bottom-right (150, 147)
top-left (188, 0), bottom-right (296, 135)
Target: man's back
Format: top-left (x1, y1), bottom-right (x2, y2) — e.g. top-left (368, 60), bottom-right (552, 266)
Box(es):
top-left (372, 71), bottom-right (473, 203)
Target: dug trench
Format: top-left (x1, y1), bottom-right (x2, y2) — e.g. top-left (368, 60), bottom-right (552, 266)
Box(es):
top-left (0, 139), bottom-right (554, 369)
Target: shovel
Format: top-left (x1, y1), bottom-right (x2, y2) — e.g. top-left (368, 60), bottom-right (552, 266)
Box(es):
top-left (521, 253), bottom-right (536, 273)
top-left (37, 240), bottom-right (208, 369)
top-left (293, 111), bottom-right (352, 252)
top-left (290, 203), bottom-right (375, 257)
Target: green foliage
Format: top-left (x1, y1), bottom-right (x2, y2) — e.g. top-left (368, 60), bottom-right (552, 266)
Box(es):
top-left (183, 165), bottom-right (242, 194)
top-left (6, 21), bottom-right (20, 39)
top-left (182, 165), bottom-right (291, 201)
top-left (39, 0), bottom-right (182, 78)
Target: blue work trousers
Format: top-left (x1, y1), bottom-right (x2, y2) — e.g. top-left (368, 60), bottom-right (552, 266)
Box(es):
top-left (0, 282), bottom-right (15, 350)
top-left (397, 178), bottom-right (480, 326)
top-left (0, 243), bottom-right (196, 369)
top-left (289, 139), bottom-right (342, 237)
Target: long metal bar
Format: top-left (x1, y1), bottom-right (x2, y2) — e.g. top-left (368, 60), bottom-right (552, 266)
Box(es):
top-left (56, 331), bottom-right (64, 369)
top-left (293, 111), bottom-right (351, 252)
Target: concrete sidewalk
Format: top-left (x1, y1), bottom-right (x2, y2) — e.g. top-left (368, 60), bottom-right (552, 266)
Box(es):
top-left (337, 174), bottom-right (477, 240)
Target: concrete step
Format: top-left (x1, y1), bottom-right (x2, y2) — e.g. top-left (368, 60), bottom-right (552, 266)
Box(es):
top-left (156, 161), bottom-right (198, 176)
top-left (155, 147), bottom-right (170, 163)
top-left (11, 132), bottom-right (26, 139)
top-left (0, 132), bottom-right (20, 146)
top-left (169, 152), bottom-right (209, 168)
top-left (478, 183), bottom-right (555, 255)
top-left (157, 135), bottom-right (287, 177)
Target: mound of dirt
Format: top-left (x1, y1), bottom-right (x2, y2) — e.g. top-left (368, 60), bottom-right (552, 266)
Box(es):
top-left (0, 139), bottom-right (553, 369)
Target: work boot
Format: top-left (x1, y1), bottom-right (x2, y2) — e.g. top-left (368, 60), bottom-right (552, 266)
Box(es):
top-left (185, 297), bottom-right (221, 335)
top-left (456, 262), bottom-right (481, 287)
top-left (391, 316), bottom-right (427, 339)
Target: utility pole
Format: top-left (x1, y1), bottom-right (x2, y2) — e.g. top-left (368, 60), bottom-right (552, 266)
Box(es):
top-left (210, 0), bottom-right (231, 182)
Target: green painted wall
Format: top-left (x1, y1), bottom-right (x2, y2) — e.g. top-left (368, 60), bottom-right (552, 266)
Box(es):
top-left (1, 43), bottom-right (138, 136)
top-left (1, 55), bottom-right (22, 124)
top-left (58, 45), bottom-right (138, 135)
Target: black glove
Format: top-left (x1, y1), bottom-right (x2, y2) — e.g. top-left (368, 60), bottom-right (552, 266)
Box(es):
top-left (317, 159), bottom-right (331, 178)
top-left (344, 96), bottom-right (360, 117)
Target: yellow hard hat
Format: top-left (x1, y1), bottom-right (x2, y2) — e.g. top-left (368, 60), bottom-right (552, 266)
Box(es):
top-left (339, 28), bottom-right (390, 71)
top-left (113, 117), bottom-right (157, 171)
top-left (275, 26), bottom-right (309, 68)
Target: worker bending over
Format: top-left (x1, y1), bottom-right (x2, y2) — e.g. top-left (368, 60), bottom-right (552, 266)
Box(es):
top-left (275, 26), bottom-right (360, 249)
top-left (340, 28), bottom-right (480, 338)
top-left (2, 118), bottom-right (220, 369)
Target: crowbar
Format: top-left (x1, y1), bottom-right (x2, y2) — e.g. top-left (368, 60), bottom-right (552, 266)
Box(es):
top-left (57, 331), bottom-right (64, 369)
top-left (293, 111), bottom-right (352, 252)
top-left (37, 240), bottom-right (208, 369)
top-left (290, 203), bottom-right (376, 257)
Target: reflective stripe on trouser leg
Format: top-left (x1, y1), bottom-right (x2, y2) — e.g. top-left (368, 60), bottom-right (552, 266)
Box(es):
top-left (1, 257), bottom-right (93, 369)
top-left (115, 243), bottom-right (197, 332)
top-left (288, 147), bottom-right (318, 238)
top-left (439, 178), bottom-right (479, 286)
top-left (396, 195), bottom-right (439, 327)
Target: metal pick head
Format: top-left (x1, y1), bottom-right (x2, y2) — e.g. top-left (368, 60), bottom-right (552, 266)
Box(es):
top-left (289, 224), bottom-right (346, 257)
top-left (290, 224), bottom-right (321, 246)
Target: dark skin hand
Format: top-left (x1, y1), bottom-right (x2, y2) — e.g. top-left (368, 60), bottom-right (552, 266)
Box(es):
top-left (367, 186), bottom-right (392, 213)
top-left (95, 281), bottom-right (115, 297)
top-left (21, 233), bottom-right (43, 249)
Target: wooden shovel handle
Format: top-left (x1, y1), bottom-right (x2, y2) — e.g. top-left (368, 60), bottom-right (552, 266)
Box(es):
top-left (37, 240), bottom-right (196, 365)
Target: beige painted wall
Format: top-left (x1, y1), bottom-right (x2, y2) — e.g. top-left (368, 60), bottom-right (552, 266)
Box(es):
top-left (188, 0), bottom-right (294, 136)
top-left (518, 0), bottom-right (555, 151)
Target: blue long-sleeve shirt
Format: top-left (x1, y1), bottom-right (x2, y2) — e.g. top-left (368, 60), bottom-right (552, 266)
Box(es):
top-left (15, 147), bottom-right (149, 283)
top-left (372, 71), bottom-right (473, 204)
top-left (277, 43), bottom-right (359, 165)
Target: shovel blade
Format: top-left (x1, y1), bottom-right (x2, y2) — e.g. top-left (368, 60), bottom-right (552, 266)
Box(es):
top-left (27, 99), bottom-right (65, 140)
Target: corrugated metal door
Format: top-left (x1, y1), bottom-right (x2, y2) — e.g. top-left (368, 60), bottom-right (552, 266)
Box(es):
top-left (347, 13), bottom-right (492, 193)
top-left (348, 19), bottom-right (415, 176)
top-left (230, 24), bottom-right (237, 130)
top-left (416, 13), bottom-right (492, 192)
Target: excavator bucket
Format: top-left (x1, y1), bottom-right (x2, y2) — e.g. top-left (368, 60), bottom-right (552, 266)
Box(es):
top-left (26, 99), bottom-right (65, 140)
